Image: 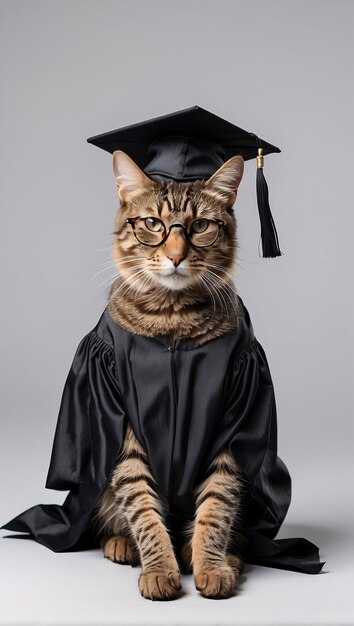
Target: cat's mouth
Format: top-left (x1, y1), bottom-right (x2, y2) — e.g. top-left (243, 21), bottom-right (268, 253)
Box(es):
top-left (163, 267), bottom-right (187, 277)
top-left (154, 266), bottom-right (194, 290)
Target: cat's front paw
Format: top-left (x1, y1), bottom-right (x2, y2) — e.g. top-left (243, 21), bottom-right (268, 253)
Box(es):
top-left (102, 535), bottom-right (140, 566)
top-left (194, 561), bottom-right (239, 599)
top-left (138, 570), bottom-right (182, 601)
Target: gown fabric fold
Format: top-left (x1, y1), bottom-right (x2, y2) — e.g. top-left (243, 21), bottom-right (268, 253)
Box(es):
top-left (2, 297), bottom-right (324, 574)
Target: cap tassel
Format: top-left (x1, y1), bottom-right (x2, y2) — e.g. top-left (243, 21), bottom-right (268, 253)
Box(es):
top-left (256, 148), bottom-right (282, 258)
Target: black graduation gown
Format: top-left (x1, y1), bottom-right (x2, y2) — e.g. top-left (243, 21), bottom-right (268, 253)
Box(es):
top-left (2, 297), bottom-right (324, 574)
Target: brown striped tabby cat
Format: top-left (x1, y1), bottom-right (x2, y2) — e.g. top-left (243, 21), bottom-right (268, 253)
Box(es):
top-left (97, 150), bottom-right (246, 600)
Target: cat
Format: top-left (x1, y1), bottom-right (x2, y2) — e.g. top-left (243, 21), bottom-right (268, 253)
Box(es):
top-left (96, 150), bottom-right (247, 600)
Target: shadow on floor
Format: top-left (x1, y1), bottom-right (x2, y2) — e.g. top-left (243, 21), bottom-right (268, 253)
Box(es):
top-left (278, 521), bottom-right (348, 550)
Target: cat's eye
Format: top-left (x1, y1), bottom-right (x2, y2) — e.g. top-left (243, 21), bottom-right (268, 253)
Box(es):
top-left (190, 219), bottom-right (209, 234)
top-left (144, 217), bottom-right (164, 232)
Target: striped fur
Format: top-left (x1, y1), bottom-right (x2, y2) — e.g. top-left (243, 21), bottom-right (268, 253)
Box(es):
top-left (188, 450), bottom-right (244, 598)
top-left (97, 422), bottom-right (245, 600)
top-left (97, 421), bottom-right (181, 600)
top-left (97, 153), bottom-right (246, 600)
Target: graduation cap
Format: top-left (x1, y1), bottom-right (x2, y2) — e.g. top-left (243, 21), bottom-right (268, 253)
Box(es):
top-left (87, 105), bottom-right (282, 258)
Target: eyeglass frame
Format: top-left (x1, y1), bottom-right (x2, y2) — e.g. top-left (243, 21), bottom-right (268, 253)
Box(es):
top-left (126, 216), bottom-right (225, 248)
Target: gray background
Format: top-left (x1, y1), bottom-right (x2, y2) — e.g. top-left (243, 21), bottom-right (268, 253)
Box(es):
top-left (1, 1), bottom-right (353, 624)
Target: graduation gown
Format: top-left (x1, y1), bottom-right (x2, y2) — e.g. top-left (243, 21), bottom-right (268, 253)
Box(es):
top-left (2, 296), bottom-right (324, 574)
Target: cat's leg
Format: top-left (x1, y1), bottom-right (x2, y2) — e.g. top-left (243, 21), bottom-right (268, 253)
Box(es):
top-left (100, 422), bottom-right (182, 600)
top-left (191, 449), bottom-right (244, 599)
top-left (98, 486), bottom-right (140, 566)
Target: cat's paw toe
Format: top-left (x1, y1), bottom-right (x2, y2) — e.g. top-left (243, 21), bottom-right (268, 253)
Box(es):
top-left (138, 570), bottom-right (182, 601)
top-left (102, 535), bottom-right (140, 566)
top-left (194, 564), bottom-right (238, 599)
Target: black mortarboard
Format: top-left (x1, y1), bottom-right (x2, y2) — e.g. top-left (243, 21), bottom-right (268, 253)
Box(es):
top-left (87, 106), bottom-right (282, 258)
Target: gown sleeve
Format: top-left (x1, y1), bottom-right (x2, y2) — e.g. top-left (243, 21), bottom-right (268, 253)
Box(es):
top-left (2, 331), bottom-right (126, 552)
top-left (220, 340), bottom-right (325, 574)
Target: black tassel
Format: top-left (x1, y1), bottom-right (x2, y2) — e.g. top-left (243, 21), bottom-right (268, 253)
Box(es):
top-left (256, 148), bottom-right (282, 258)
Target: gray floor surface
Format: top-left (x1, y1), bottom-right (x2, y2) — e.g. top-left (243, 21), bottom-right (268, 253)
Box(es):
top-left (1, 459), bottom-right (353, 626)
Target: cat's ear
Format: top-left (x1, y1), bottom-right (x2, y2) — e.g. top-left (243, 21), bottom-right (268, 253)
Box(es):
top-left (205, 156), bottom-right (244, 206)
top-left (112, 150), bottom-right (151, 202)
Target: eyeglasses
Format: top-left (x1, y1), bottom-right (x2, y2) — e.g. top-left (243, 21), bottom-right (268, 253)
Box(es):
top-left (126, 216), bottom-right (225, 248)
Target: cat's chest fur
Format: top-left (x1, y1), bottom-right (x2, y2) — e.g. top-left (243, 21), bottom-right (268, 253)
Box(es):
top-left (108, 277), bottom-right (239, 345)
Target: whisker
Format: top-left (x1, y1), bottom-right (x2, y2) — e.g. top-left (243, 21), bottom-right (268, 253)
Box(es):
top-left (198, 274), bottom-right (217, 319)
top-left (233, 260), bottom-right (255, 276)
top-left (133, 273), bottom-right (153, 303)
top-left (121, 272), bottom-right (151, 300)
top-left (203, 269), bottom-right (238, 317)
top-left (106, 275), bottom-right (135, 305)
top-left (95, 245), bottom-right (115, 253)
top-left (204, 268), bottom-right (237, 294)
top-left (206, 263), bottom-right (238, 283)
top-left (95, 258), bottom-right (116, 266)
top-left (107, 269), bottom-right (148, 306)
top-left (236, 256), bottom-right (259, 265)
top-left (88, 264), bottom-right (118, 281)
top-left (89, 259), bottom-right (147, 286)
top-left (210, 284), bottom-right (237, 315)
top-left (116, 256), bottom-right (148, 262)
top-left (94, 255), bottom-right (147, 266)
top-left (115, 257), bottom-right (148, 267)
top-left (98, 273), bottom-right (120, 290)
top-left (201, 271), bottom-right (227, 316)
top-left (203, 272), bottom-right (229, 316)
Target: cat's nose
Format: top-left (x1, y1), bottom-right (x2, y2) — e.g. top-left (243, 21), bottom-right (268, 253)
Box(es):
top-left (164, 228), bottom-right (187, 267)
top-left (167, 254), bottom-right (185, 267)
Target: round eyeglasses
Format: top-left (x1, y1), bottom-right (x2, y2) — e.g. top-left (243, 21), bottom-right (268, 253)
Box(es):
top-left (126, 216), bottom-right (224, 248)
